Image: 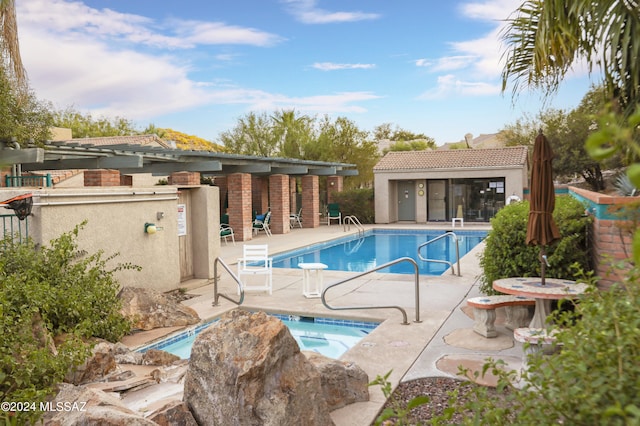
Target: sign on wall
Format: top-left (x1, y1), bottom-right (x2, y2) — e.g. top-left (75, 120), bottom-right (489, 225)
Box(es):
top-left (177, 204), bottom-right (187, 236)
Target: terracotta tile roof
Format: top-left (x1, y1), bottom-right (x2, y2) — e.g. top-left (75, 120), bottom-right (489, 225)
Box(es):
top-left (373, 146), bottom-right (528, 171)
top-left (58, 134), bottom-right (171, 149)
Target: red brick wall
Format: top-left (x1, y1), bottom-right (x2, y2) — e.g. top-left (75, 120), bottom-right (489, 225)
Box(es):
top-left (228, 173), bottom-right (253, 241)
top-left (169, 172), bottom-right (200, 186)
top-left (301, 175), bottom-right (319, 228)
top-left (592, 217), bottom-right (634, 289)
top-left (269, 174), bottom-right (290, 234)
top-left (84, 169), bottom-right (121, 186)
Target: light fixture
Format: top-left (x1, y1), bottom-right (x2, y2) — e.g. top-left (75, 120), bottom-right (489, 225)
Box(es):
top-left (144, 222), bottom-right (157, 234)
top-left (330, 181), bottom-right (335, 186)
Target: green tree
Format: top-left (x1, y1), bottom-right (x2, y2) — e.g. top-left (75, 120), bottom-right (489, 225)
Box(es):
top-left (383, 139), bottom-right (435, 154)
top-left (51, 106), bottom-right (139, 138)
top-left (271, 109), bottom-right (313, 159)
top-left (311, 115), bottom-right (379, 189)
top-left (501, 0), bottom-right (640, 262)
top-left (218, 111), bottom-right (279, 157)
top-left (0, 66), bottom-right (52, 145)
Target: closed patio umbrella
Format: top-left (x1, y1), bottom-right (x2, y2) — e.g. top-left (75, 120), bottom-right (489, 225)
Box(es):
top-left (526, 131), bottom-right (561, 285)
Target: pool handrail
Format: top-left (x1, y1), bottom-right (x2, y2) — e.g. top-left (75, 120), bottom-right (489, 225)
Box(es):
top-left (321, 256), bottom-right (421, 325)
top-left (417, 232), bottom-right (461, 276)
top-left (212, 257), bottom-right (244, 306)
top-left (343, 215), bottom-right (364, 236)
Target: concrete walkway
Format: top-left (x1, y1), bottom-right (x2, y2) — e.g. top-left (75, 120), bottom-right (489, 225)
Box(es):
top-left (123, 223), bottom-right (527, 425)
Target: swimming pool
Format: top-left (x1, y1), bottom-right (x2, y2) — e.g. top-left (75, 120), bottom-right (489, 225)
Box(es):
top-left (272, 229), bottom-right (486, 275)
top-left (139, 314), bottom-right (378, 360)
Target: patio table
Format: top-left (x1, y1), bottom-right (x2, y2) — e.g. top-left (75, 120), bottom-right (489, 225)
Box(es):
top-left (298, 262), bottom-right (328, 298)
top-left (493, 277), bottom-right (588, 328)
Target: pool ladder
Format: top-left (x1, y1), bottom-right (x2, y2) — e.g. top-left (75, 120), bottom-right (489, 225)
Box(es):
top-left (417, 231), bottom-right (461, 276)
top-left (212, 257), bottom-right (245, 306)
top-left (343, 215), bottom-right (365, 236)
top-left (321, 257), bottom-right (421, 325)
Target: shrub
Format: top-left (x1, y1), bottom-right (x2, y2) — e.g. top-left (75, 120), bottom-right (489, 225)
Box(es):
top-left (331, 188), bottom-right (374, 223)
top-left (0, 224), bottom-right (135, 424)
top-left (478, 196), bottom-right (593, 294)
top-left (451, 265), bottom-right (640, 425)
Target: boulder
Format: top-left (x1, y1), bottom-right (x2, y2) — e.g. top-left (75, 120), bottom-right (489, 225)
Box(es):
top-left (142, 349), bottom-right (181, 366)
top-left (305, 352), bottom-right (370, 411)
top-left (66, 341), bottom-right (116, 385)
top-left (43, 383), bottom-right (155, 425)
top-left (183, 309), bottom-right (334, 426)
top-left (119, 287), bottom-right (200, 331)
top-left (148, 400), bottom-right (198, 426)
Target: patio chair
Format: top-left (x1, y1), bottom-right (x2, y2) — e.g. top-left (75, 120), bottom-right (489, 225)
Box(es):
top-left (289, 207), bottom-right (302, 229)
top-left (237, 244), bottom-right (273, 294)
top-left (327, 203), bottom-right (341, 225)
top-left (253, 211), bottom-right (272, 236)
top-left (220, 223), bottom-right (235, 245)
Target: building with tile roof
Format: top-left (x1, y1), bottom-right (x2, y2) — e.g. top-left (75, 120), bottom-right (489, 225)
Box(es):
top-left (374, 146), bottom-right (529, 224)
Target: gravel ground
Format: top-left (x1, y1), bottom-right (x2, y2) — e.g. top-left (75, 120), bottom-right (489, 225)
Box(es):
top-left (377, 376), bottom-right (509, 425)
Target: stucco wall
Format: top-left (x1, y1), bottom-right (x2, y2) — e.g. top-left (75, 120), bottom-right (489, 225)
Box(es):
top-left (374, 166), bottom-right (526, 224)
top-left (17, 186), bottom-right (219, 292)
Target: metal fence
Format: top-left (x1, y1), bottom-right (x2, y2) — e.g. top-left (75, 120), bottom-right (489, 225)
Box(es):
top-left (1, 213), bottom-right (29, 243)
top-left (4, 174), bottom-right (52, 188)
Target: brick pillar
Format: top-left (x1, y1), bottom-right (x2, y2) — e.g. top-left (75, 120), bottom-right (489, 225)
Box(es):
top-left (289, 176), bottom-right (298, 214)
top-left (301, 175), bottom-right (320, 228)
top-left (269, 174), bottom-right (290, 234)
top-left (228, 173), bottom-right (253, 241)
top-left (252, 176), bottom-right (269, 217)
top-left (327, 175), bottom-right (343, 204)
top-left (84, 169), bottom-right (121, 186)
top-left (169, 172), bottom-right (200, 185)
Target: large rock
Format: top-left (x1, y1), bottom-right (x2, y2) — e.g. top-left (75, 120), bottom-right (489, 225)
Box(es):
top-left (183, 309), bottom-right (334, 426)
top-left (148, 400), bottom-right (198, 426)
top-left (43, 383), bottom-right (156, 425)
top-left (304, 352), bottom-right (370, 411)
top-left (119, 287), bottom-right (200, 331)
top-left (65, 341), bottom-right (116, 385)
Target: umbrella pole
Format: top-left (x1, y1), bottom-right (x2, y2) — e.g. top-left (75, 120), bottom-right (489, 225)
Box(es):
top-left (540, 247), bottom-right (547, 285)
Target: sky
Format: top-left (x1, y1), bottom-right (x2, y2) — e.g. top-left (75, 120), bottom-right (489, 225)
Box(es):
top-left (16, 0), bottom-right (598, 146)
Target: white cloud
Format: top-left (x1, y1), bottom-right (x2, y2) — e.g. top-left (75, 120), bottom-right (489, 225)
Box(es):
top-left (417, 56), bottom-right (479, 72)
top-left (312, 62), bottom-right (376, 71)
top-left (281, 0), bottom-right (380, 24)
top-left (460, 0), bottom-right (523, 21)
top-left (418, 75), bottom-right (501, 99)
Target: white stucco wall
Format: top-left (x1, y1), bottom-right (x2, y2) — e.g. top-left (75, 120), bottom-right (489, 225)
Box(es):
top-left (374, 166), bottom-right (527, 224)
top-left (9, 186), bottom-right (219, 292)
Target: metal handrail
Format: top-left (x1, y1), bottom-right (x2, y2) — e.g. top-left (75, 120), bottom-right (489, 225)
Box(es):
top-left (343, 215), bottom-right (365, 236)
top-left (417, 232), bottom-right (461, 276)
top-left (321, 257), bottom-right (421, 325)
top-left (212, 257), bottom-right (244, 306)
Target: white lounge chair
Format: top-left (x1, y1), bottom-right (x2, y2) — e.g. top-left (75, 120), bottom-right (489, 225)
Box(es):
top-left (237, 244), bottom-right (273, 294)
top-left (252, 211), bottom-right (272, 237)
top-left (220, 223), bottom-right (235, 245)
top-left (289, 207), bottom-right (302, 229)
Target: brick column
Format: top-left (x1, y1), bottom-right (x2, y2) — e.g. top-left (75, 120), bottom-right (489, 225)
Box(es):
top-left (592, 217), bottom-right (633, 289)
top-left (269, 174), bottom-right (290, 234)
top-left (228, 173), bottom-right (253, 241)
top-left (301, 175), bottom-right (320, 228)
top-left (169, 172), bottom-right (200, 186)
top-left (252, 176), bottom-right (269, 216)
top-left (327, 175), bottom-right (343, 204)
top-left (84, 169), bottom-right (120, 186)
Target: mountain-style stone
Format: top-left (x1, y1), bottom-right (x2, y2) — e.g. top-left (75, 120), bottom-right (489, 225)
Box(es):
top-left (183, 309), bottom-right (335, 426)
top-left (119, 287), bottom-right (200, 331)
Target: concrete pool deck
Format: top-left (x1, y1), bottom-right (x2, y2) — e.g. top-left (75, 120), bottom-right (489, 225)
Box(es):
top-left (122, 223), bottom-right (527, 425)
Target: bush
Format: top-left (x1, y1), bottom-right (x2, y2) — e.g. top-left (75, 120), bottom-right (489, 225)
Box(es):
top-left (331, 188), bottom-right (374, 223)
top-left (0, 224), bottom-right (135, 424)
top-left (478, 196), bottom-right (593, 294)
top-left (451, 265), bottom-right (640, 425)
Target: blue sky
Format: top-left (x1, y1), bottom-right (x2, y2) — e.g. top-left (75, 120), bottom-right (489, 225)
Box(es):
top-left (16, 0), bottom-right (597, 145)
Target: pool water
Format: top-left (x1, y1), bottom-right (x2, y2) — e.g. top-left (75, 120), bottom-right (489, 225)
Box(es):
top-left (140, 315), bottom-right (378, 360)
top-left (272, 229), bottom-right (485, 275)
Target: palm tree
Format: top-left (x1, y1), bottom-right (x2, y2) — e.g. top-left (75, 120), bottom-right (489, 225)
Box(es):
top-left (271, 109), bottom-right (312, 159)
top-left (0, 0), bottom-right (27, 96)
top-left (501, 0), bottom-right (639, 114)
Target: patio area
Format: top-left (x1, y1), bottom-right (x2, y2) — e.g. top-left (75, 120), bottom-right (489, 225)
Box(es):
top-left (122, 222), bottom-right (526, 425)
